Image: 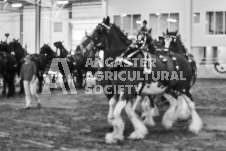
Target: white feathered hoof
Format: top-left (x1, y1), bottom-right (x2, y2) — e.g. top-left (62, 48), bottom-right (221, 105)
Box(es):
top-left (162, 113), bottom-right (174, 130)
top-left (189, 111), bottom-right (203, 134)
top-left (128, 130), bottom-right (147, 140)
top-left (105, 133), bottom-right (117, 144)
top-left (143, 117), bottom-right (155, 127)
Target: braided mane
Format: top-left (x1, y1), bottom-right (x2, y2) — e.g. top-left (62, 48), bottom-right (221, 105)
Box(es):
top-left (112, 23), bottom-right (132, 45)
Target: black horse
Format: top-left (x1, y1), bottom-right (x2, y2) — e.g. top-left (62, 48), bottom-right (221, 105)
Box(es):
top-left (48, 40), bottom-right (97, 90)
top-left (88, 17), bottom-right (202, 144)
top-left (0, 52), bottom-right (17, 97)
top-left (67, 37), bottom-right (98, 88)
top-left (0, 41), bottom-right (9, 53)
top-left (29, 44), bottom-right (56, 92)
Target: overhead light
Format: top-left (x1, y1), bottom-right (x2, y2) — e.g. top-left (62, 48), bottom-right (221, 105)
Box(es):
top-left (156, 13), bottom-right (161, 16)
top-left (57, 0), bottom-right (69, 5)
top-left (11, 3), bottom-right (22, 8)
top-left (121, 14), bottom-right (127, 17)
top-left (4, 0), bottom-right (8, 2)
top-left (136, 21), bottom-right (142, 24)
top-left (167, 18), bottom-right (177, 23)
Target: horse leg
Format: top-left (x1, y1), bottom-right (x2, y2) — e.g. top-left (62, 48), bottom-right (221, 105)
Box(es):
top-left (182, 94), bottom-right (203, 134)
top-left (132, 95), bottom-right (142, 111)
top-left (38, 75), bottom-right (43, 93)
top-left (142, 96), bottom-right (159, 127)
top-left (77, 71), bottom-right (83, 88)
top-left (125, 101), bottom-right (148, 140)
top-left (2, 76), bottom-right (6, 95)
top-left (107, 95), bottom-right (117, 133)
top-left (107, 95), bottom-right (117, 124)
top-left (162, 93), bottom-right (178, 129)
top-left (105, 92), bottom-right (126, 144)
top-left (11, 74), bottom-right (15, 97)
top-left (175, 95), bottom-right (191, 121)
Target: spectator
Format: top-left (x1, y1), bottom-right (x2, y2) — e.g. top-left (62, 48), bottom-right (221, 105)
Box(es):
top-left (19, 55), bottom-right (41, 109)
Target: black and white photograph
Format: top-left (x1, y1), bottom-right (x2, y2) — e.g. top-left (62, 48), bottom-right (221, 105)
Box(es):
top-left (0, 0), bottom-right (226, 150)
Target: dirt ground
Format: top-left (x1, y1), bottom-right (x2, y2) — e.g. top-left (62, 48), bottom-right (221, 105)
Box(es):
top-left (0, 78), bottom-right (226, 151)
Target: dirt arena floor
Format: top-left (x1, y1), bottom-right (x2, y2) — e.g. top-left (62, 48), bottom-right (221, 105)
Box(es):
top-left (0, 78), bottom-right (226, 151)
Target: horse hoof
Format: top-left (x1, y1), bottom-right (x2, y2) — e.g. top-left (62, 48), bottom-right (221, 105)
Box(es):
top-left (128, 131), bottom-right (145, 140)
top-left (105, 133), bottom-right (117, 144)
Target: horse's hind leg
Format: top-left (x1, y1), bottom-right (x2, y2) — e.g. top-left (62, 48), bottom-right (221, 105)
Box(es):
top-left (162, 93), bottom-right (178, 129)
top-left (182, 94), bottom-right (202, 134)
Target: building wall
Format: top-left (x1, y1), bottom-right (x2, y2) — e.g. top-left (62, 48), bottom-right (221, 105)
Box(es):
top-left (107, 0), bottom-right (191, 51)
top-left (192, 0), bottom-right (226, 47)
top-left (70, 1), bottom-right (102, 49)
top-left (0, 11), bottom-right (20, 42)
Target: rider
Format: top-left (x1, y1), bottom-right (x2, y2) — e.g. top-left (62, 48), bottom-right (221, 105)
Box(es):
top-left (138, 20), bottom-right (148, 35)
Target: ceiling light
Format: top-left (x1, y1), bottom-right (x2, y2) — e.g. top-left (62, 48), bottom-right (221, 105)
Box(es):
top-left (121, 14), bottom-right (127, 17)
top-left (57, 0), bottom-right (69, 5)
top-left (136, 21), bottom-right (142, 24)
top-left (156, 13), bottom-right (161, 16)
top-left (11, 3), bottom-right (22, 8)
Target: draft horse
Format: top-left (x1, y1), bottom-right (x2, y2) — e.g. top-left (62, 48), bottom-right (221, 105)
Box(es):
top-left (89, 17), bottom-right (202, 144)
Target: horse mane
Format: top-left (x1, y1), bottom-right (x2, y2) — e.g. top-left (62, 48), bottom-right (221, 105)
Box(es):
top-left (175, 35), bottom-right (187, 54)
top-left (111, 23), bottom-right (131, 45)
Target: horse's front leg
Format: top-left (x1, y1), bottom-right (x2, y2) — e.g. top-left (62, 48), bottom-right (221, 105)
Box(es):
top-left (105, 92), bottom-right (126, 144)
top-left (107, 95), bottom-right (117, 125)
top-left (141, 96), bottom-right (159, 127)
top-left (125, 101), bottom-right (148, 140)
top-left (2, 76), bottom-right (6, 95)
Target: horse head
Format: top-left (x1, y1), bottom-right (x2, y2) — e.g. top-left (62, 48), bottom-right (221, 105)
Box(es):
top-left (8, 40), bottom-right (25, 61)
top-left (163, 29), bottom-right (186, 54)
top-left (54, 41), bottom-right (63, 50)
top-left (40, 44), bottom-right (55, 60)
top-left (89, 16), bottom-right (131, 65)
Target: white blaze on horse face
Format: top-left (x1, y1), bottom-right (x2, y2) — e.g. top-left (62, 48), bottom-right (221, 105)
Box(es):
top-left (56, 48), bottom-right (60, 56)
top-left (141, 82), bottom-right (167, 95)
top-left (164, 37), bottom-right (172, 48)
top-left (99, 50), bottom-right (104, 68)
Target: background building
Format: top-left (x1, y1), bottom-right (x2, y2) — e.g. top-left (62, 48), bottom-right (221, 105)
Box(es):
top-left (0, 0), bottom-right (226, 78)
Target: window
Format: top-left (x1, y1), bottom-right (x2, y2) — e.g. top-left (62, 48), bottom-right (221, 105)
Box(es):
top-left (122, 15), bottom-right (132, 35)
top-left (206, 11), bottom-right (226, 35)
top-left (149, 14), bottom-right (158, 38)
top-left (216, 12), bottom-right (223, 34)
top-left (149, 13), bottom-right (179, 39)
top-left (113, 14), bottom-right (141, 36)
top-left (113, 15), bottom-right (121, 26)
top-left (194, 13), bottom-right (200, 24)
top-left (54, 22), bottom-right (63, 32)
top-left (132, 15), bottom-right (141, 35)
